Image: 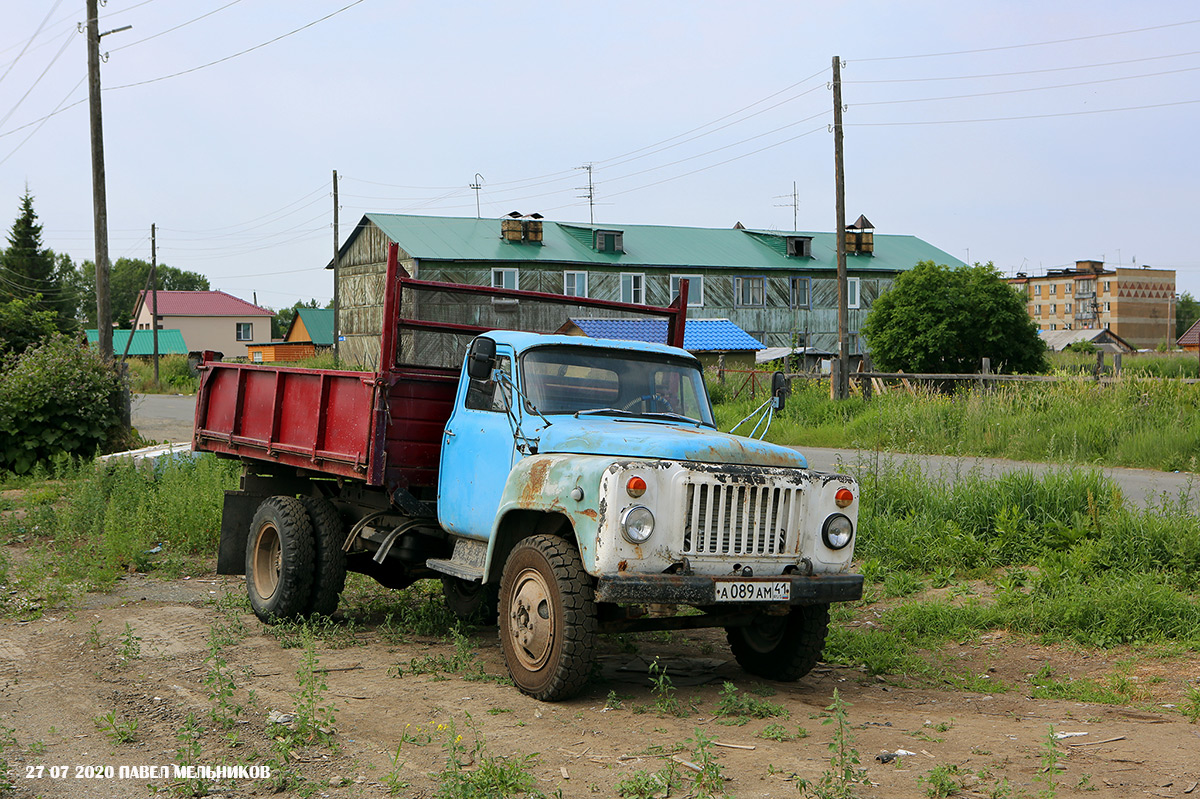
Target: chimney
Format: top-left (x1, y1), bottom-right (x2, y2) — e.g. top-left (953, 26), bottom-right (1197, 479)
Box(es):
top-left (845, 214), bottom-right (874, 255)
top-left (499, 213), bottom-right (543, 244)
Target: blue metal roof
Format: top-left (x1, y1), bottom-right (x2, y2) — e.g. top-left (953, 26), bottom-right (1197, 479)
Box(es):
top-left (568, 318), bottom-right (764, 352)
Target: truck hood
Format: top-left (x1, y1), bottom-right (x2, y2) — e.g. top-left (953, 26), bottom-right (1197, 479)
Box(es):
top-left (533, 417), bottom-right (808, 469)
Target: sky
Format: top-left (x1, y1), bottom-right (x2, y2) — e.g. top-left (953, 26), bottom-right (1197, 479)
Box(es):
top-left (2, 1), bottom-right (1198, 313)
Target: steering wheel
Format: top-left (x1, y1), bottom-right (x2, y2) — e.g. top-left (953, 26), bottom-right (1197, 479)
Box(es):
top-left (622, 392), bottom-right (674, 413)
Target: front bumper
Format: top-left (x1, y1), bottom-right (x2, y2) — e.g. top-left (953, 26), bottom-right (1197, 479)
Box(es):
top-left (594, 573), bottom-right (864, 606)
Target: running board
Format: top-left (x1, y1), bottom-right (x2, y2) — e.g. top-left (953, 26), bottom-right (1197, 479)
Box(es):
top-left (426, 538), bottom-right (487, 582)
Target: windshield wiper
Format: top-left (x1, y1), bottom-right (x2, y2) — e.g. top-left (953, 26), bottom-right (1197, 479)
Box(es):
top-left (572, 408), bottom-right (708, 427)
top-left (573, 408), bottom-right (640, 419)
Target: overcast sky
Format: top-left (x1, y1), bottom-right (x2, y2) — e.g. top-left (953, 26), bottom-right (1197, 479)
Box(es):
top-left (2, 1), bottom-right (1198, 312)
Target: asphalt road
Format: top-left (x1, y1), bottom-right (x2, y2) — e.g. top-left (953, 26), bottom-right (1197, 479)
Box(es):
top-left (133, 393), bottom-right (1198, 512)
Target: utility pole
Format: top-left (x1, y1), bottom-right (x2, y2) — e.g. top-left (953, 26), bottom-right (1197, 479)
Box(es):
top-left (470, 173), bottom-right (484, 218)
top-left (151, 223), bottom-right (159, 387)
top-left (832, 55), bottom-right (849, 400)
top-left (576, 163), bottom-right (595, 225)
top-left (85, 1), bottom-right (130, 360)
top-left (774, 181), bottom-right (800, 230)
top-left (332, 169), bottom-right (340, 366)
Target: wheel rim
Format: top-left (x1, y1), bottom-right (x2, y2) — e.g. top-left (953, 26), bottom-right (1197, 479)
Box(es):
top-left (252, 523), bottom-right (282, 601)
top-left (741, 614), bottom-right (786, 653)
top-left (508, 567), bottom-right (554, 671)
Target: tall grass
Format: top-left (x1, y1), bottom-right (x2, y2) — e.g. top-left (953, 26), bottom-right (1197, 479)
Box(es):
top-left (125, 355), bottom-right (199, 394)
top-left (714, 375), bottom-right (1200, 472)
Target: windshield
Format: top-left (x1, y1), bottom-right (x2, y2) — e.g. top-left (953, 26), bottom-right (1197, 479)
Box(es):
top-left (521, 345), bottom-right (714, 426)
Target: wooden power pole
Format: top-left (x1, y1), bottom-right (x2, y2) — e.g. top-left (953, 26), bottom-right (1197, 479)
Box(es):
top-left (86, 0), bottom-right (112, 359)
top-left (151, 223), bottom-right (159, 387)
top-left (332, 169), bottom-right (340, 366)
top-left (832, 55), bottom-right (849, 400)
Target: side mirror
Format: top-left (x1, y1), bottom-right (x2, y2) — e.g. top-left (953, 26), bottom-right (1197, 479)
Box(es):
top-left (466, 337), bottom-right (497, 381)
top-left (772, 371), bottom-right (789, 411)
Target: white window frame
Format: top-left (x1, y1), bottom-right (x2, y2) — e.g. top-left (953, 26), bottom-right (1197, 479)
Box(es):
top-left (492, 268), bottom-right (519, 291)
top-left (251, 350), bottom-right (263, 363)
top-left (735, 276), bottom-right (765, 307)
top-left (1035, 285), bottom-right (1041, 296)
top-left (848, 277), bottom-right (861, 310)
top-left (236, 322), bottom-right (253, 341)
top-left (790, 277), bottom-right (810, 309)
top-left (563, 271), bottom-right (588, 298)
top-left (670, 274), bottom-right (703, 307)
top-left (620, 273), bottom-right (645, 305)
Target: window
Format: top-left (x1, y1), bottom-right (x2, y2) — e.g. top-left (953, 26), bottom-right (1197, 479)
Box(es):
top-left (594, 229), bottom-right (624, 253)
top-left (251, 351), bottom-right (263, 363)
top-left (1050, 303), bottom-right (1056, 314)
top-left (790, 277), bottom-right (810, 308)
top-left (1035, 304), bottom-right (1042, 315)
top-left (848, 277), bottom-right (860, 309)
top-left (1066, 303), bottom-right (1072, 313)
top-left (1104, 281), bottom-right (1111, 293)
top-left (735, 276), bottom-right (765, 307)
top-left (785, 236), bottom-right (812, 258)
top-left (670, 274), bottom-right (704, 306)
top-left (1050, 284), bottom-right (1057, 296)
top-left (620, 273), bottom-right (644, 304)
top-left (236, 323), bottom-right (252, 341)
top-left (1105, 302), bottom-right (1111, 312)
top-left (1065, 283), bottom-right (1072, 294)
top-left (492, 268), bottom-right (519, 291)
top-left (1035, 285), bottom-right (1041, 296)
top-left (563, 271), bottom-right (588, 298)
top-left (1050, 324), bottom-right (1057, 330)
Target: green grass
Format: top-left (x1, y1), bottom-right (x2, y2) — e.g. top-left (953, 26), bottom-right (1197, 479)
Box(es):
top-left (713, 372), bottom-right (1200, 472)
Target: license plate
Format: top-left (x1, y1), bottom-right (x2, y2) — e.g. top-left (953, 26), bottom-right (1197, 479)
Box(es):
top-left (713, 580), bottom-right (791, 603)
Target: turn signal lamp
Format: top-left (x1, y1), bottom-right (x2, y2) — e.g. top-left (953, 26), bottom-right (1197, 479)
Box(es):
top-left (835, 488), bottom-right (854, 508)
top-left (626, 476), bottom-right (647, 498)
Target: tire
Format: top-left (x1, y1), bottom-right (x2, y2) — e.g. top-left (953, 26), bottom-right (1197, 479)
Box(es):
top-left (299, 496), bottom-right (348, 617)
top-left (726, 604), bottom-right (830, 682)
top-left (245, 496), bottom-right (316, 623)
top-left (442, 576), bottom-right (499, 625)
top-left (498, 535), bottom-right (596, 701)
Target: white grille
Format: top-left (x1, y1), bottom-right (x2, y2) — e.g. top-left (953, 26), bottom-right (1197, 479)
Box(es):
top-left (682, 480), bottom-right (798, 556)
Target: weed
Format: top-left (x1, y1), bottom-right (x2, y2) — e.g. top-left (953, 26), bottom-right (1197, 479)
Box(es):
top-left (920, 764), bottom-right (962, 798)
top-left (0, 725), bottom-right (14, 791)
top-left (383, 742), bottom-right (410, 795)
top-left (94, 710), bottom-right (138, 744)
top-left (1034, 725), bottom-right (1063, 799)
top-left (172, 712), bottom-right (207, 797)
top-left (648, 657), bottom-right (687, 718)
top-left (714, 681), bottom-right (788, 725)
top-left (204, 623), bottom-right (240, 730)
top-left (117, 622), bottom-right (141, 663)
top-left (1183, 683), bottom-right (1200, 723)
top-left (291, 628), bottom-right (337, 746)
top-left (687, 728), bottom-right (726, 799)
top-left (798, 689), bottom-right (869, 799)
top-left (433, 717), bottom-right (540, 798)
top-left (758, 723), bottom-right (807, 742)
top-left (604, 690), bottom-right (625, 710)
top-left (1076, 774), bottom-right (1097, 791)
top-left (616, 765), bottom-right (682, 799)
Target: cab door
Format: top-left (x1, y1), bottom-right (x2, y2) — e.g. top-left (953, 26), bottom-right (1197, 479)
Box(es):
top-left (437, 348), bottom-right (516, 539)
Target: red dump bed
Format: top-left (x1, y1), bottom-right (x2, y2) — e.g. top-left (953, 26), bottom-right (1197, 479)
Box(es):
top-left (192, 242), bottom-right (687, 492)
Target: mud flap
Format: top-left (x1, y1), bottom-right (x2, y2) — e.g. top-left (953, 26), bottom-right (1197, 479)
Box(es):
top-left (217, 491), bottom-right (271, 575)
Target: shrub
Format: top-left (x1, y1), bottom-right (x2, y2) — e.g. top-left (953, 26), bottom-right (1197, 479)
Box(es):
top-left (0, 335), bottom-right (127, 473)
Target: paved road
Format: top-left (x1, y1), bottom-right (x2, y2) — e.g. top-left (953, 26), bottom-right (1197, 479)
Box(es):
top-left (133, 393), bottom-right (1198, 511)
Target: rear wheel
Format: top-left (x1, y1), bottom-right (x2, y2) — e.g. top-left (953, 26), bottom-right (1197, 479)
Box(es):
top-left (442, 576), bottom-right (499, 625)
top-left (726, 604), bottom-right (829, 681)
top-left (299, 496), bottom-right (347, 617)
top-left (498, 535), bottom-right (596, 701)
top-left (246, 496), bottom-right (315, 623)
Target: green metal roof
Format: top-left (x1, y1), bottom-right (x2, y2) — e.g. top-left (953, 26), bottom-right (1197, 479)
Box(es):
top-left (85, 329), bottom-right (188, 356)
top-left (292, 308), bottom-right (334, 346)
top-left (345, 213), bottom-right (963, 273)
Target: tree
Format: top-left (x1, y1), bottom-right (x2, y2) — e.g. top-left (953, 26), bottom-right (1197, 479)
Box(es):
top-left (861, 260), bottom-right (1048, 374)
top-left (0, 295), bottom-right (58, 356)
top-left (1177, 291), bottom-right (1199, 340)
top-left (0, 190), bottom-right (76, 331)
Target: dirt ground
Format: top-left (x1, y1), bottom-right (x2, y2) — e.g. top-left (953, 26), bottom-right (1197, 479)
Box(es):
top-left (1, 569), bottom-right (1198, 799)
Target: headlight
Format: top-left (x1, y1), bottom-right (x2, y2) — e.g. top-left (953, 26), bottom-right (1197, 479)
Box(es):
top-left (621, 506), bottom-right (655, 543)
top-left (822, 514), bottom-right (854, 550)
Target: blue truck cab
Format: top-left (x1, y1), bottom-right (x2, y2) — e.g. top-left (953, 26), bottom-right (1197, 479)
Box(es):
top-left (433, 331), bottom-right (863, 700)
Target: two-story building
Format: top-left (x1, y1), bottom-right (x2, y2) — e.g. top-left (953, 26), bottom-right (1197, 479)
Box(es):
top-left (130, 290), bottom-right (274, 358)
top-left (328, 213), bottom-right (962, 368)
top-left (1008, 260), bottom-right (1176, 351)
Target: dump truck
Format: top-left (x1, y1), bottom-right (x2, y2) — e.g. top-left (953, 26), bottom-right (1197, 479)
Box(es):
top-left (196, 243), bottom-right (863, 700)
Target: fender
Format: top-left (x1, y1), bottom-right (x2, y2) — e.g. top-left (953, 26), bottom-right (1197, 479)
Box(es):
top-left (483, 453), bottom-right (615, 579)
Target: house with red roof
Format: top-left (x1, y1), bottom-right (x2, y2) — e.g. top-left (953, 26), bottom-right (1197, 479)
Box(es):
top-left (131, 290), bottom-right (273, 359)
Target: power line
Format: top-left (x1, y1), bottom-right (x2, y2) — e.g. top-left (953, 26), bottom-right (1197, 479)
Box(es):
top-left (0, 29), bottom-right (75, 130)
top-left (847, 98), bottom-right (1200, 126)
top-left (106, 0), bottom-right (367, 90)
top-left (847, 49), bottom-right (1200, 84)
top-left (0, 0), bottom-right (64, 88)
top-left (108, 0), bottom-right (246, 53)
top-left (854, 18), bottom-right (1200, 62)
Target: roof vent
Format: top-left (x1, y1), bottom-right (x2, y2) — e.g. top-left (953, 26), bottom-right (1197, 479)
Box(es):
top-left (845, 214), bottom-right (874, 255)
top-left (786, 236), bottom-right (813, 258)
top-left (500, 212), bottom-right (544, 244)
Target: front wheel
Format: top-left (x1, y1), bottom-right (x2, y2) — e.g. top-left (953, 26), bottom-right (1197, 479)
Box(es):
top-left (246, 496), bottom-right (316, 623)
top-left (498, 535), bottom-right (596, 701)
top-left (726, 604), bottom-right (830, 681)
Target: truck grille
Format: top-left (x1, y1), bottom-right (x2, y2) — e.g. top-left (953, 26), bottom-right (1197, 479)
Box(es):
top-left (682, 480), bottom-right (798, 556)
